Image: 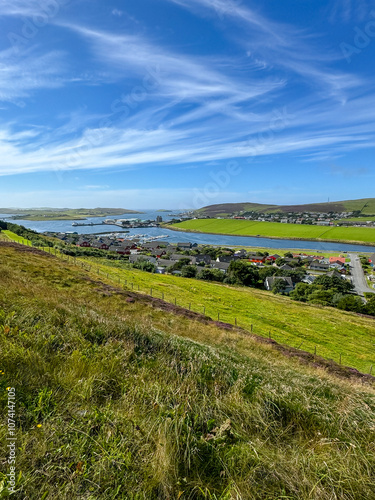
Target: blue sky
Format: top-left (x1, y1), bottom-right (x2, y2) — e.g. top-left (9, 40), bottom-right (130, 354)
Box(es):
top-left (1, 0), bottom-right (375, 209)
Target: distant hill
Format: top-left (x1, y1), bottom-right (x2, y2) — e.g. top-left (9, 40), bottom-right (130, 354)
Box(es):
top-left (198, 198), bottom-right (375, 216)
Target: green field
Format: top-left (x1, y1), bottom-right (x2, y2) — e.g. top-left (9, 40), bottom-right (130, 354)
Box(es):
top-left (1, 241), bottom-right (375, 498)
top-left (0, 230), bottom-right (32, 245)
top-left (77, 256), bottom-right (375, 373)
top-left (170, 219), bottom-right (375, 245)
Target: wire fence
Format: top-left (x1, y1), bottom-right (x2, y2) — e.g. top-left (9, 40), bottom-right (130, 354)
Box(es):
top-left (6, 238), bottom-right (375, 375)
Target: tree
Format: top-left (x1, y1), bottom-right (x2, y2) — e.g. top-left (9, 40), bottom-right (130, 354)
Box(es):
top-left (284, 252), bottom-right (293, 258)
top-left (258, 266), bottom-right (278, 281)
top-left (168, 257), bottom-right (191, 272)
top-left (337, 295), bottom-right (364, 313)
top-left (133, 259), bottom-right (156, 273)
top-left (197, 268), bottom-right (224, 282)
top-left (181, 265), bottom-right (197, 278)
top-left (307, 288), bottom-right (335, 306)
top-left (364, 295), bottom-right (375, 316)
top-left (290, 282), bottom-right (310, 302)
top-left (271, 278), bottom-right (287, 294)
top-left (278, 268), bottom-right (305, 283)
top-left (314, 275), bottom-right (354, 294)
top-left (227, 260), bottom-right (259, 287)
top-left (275, 257), bottom-right (286, 267)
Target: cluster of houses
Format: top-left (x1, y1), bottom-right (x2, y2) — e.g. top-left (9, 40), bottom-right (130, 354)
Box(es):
top-left (129, 247), bottom-right (350, 290)
top-left (48, 231), bottom-right (354, 291)
top-left (200, 211), bottom-right (375, 227)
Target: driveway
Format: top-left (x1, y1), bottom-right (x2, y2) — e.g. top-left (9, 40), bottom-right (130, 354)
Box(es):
top-left (348, 253), bottom-right (375, 298)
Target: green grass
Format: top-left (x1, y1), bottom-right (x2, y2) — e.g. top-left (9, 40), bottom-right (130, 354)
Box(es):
top-left (170, 219), bottom-right (375, 245)
top-left (1, 242), bottom-right (375, 499)
top-left (77, 256), bottom-right (375, 374)
top-left (339, 217), bottom-right (375, 222)
top-left (1, 230), bottom-right (32, 245)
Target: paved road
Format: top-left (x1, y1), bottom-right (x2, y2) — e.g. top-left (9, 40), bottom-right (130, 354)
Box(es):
top-left (349, 253), bottom-right (375, 298)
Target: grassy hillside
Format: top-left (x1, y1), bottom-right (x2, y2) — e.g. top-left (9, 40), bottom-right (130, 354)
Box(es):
top-left (78, 256), bottom-right (375, 374)
top-left (198, 198), bottom-right (375, 217)
top-left (197, 203), bottom-right (277, 217)
top-left (0, 241), bottom-right (375, 499)
top-left (170, 219), bottom-right (375, 245)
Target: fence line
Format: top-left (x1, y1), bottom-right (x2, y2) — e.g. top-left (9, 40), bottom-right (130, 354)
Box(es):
top-left (8, 238), bottom-right (373, 375)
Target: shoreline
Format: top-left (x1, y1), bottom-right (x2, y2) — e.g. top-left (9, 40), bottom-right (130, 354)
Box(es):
top-left (163, 224), bottom-right (375, 249)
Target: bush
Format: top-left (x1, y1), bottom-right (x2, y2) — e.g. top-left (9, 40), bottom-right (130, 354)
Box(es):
top-left (197, 268), bottom-right (224, 282)
top-left (181, 265), bottom-right (197, 278)
top-left (336, 295), bottom-right (364, 313)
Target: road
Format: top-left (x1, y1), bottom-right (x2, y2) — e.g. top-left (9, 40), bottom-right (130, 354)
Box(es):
top-left (348, 253), bottom-right (375, 298)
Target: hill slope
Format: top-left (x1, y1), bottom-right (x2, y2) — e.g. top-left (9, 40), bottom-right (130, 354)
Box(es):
top-left (0, 242), bottom-right (375, 499)
top-left (198, 198), bottom-right (375, 216)
top-left (171, 218), bottom-right (375, 245)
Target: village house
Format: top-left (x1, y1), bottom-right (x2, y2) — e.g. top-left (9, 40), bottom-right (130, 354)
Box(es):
top-left (264, 276), bottom-right (294, 292)
top-left (129, 255), bottom-right (157, 264)
top-left (266, 254), bottom-right (281, 263)
top-left (249, 256), bottom-right (266, 264)
top-left (91, 241), bottom-right (109, 250)
top-left (329, 257), bottom-right (346, 265)
top-left (211, 262), bottom-right (230, 273)
top-left (309, 261), bottom-right (329, 272)
top-left (191, 254), bottom-right (211, 265)
top-left (302, 275), bottom-right (316, 285)
top-left (177, 242), bottom-right (192, 250)
top-left (170, 254), bottom-right (189, 262)
top-left (157, 259), bottom-right (176, 268)
top-left (77, 238), bottom-right (91, 247)
top-left (216, 255), bottom-right (236, 263)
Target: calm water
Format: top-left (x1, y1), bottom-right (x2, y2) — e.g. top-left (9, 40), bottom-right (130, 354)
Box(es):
top-left (1, 210), bottom-right (375, 253)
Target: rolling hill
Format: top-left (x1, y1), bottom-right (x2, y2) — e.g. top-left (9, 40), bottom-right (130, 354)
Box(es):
top-left (198, 198), bottom-right (375, 217)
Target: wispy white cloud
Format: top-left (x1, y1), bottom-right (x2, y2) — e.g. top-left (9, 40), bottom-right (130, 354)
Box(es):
top-left (0, 0), bottom-right (66, 17)
top-left (327, 0), bottom-right (375, 23)
top-left (111, 8), bottom-right (123, 17)
top-left (0, 48), bottom-right (67, 104)
top-left (164, 0), bottom-right (362, 101)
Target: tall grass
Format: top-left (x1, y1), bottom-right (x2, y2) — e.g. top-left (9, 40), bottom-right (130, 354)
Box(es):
top-left (0, 243), bottom-right (375, 499)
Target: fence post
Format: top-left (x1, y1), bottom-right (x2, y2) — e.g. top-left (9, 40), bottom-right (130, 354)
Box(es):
top-left (150, 288), bottom-right (152, 296)
top-left (217, 312), bottom-right (220, 321)
top-left (203, 306), bottom-right (205, 315)
top-left (162, 292), bottom-right (164, 300)
top-left (339, 353), bottom-right (342, 365)
top-left (370, 365), bottom-right (373, 375)
top-left (251, 324), bottom-right (253, 333)
top-left (235, 318), bottom-right (237, 326)
top-left (189, 303), bottom-right (191, 310)
top-left (174, 297), bottom-right (177, 306)
top-left (314, 346), bottom-right (317, 355)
